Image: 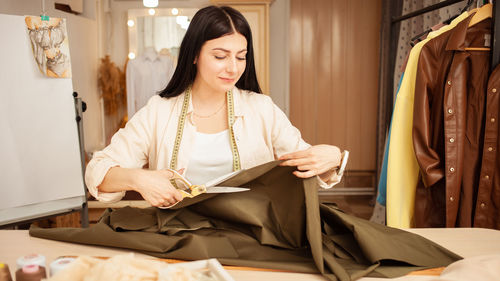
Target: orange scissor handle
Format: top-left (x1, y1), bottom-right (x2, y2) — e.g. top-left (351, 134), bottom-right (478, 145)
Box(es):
top-left (166, 169), bottom-right (207, 198)
top-left (178, 185), bottom-right (206, 198)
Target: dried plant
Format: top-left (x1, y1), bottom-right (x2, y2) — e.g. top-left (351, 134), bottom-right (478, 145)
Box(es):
top-left (98, 55), bottom-right (126, 115)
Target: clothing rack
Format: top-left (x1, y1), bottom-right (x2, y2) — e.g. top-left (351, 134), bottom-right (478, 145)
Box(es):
top-left (376, 0), bottom-right (500, 184)
top-left (392, 0), bottom-right (465, 23)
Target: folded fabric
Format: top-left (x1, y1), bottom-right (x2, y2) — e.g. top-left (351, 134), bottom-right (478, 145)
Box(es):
top-left (47, 254), bottom-right (166, 281)
top-left (30, 161), bottom-right (461, 281)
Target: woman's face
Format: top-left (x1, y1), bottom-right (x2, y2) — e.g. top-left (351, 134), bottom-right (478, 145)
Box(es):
top-left (194, 32), bottom-right (247, 94)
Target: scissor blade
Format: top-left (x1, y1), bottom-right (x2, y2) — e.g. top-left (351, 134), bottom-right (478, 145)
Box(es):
top-left (205, 186), bottom-right (250, 193)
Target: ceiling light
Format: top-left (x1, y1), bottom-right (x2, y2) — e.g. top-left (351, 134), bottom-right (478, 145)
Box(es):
top-left (176, 16), bottom-right (190, 30)
top-left (171, 8), bottom-right (179, 15)
top-left (143, 0), bottom-right (158, 8)
top-left (128, 52), bottom-right (136, 60)
top-left (127, 20), bottom-right (134, 27)
top-left (148, 8), bottom-right (156, 16)
top-left (176, 16), bottom-right (188, 25)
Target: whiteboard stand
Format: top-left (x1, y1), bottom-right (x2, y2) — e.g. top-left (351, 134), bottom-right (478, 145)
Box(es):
top-left (0, 14), bottom-right (88, 228)
top-left (73, 92), bottom-right (89, 228)
top-left (0, 92), bottom-right (89, 229)
top-left (0, 93), bottom-right (89, 229)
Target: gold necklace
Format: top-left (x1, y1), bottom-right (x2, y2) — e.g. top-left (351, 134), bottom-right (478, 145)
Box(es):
top-left (192, 100), bottom-right (226, 118)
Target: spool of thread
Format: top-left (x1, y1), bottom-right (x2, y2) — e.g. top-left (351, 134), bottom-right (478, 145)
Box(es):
top-left (15, 264), bottom-right (46, 281)
top-left (0, 263), bottom-right (12, 281)
top-left (16, 254), bottom-right (45, 269)
top-left (49, 257), bottom-right (75, 277)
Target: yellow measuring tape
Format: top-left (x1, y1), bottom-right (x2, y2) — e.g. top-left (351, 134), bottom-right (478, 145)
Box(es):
top-left (169, 88), bottom-right (241, 189)
top-left (226, 89), bottom-right (241, 171)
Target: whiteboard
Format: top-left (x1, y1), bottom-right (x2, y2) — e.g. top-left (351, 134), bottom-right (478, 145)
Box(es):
top-left (0, 14), bottom-right (86, 225)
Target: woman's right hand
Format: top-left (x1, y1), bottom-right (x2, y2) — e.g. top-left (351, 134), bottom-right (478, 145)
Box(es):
top-left (132, 169), bottom-right (184, 207)
top-left (98, 167), bottom-right (184, 208)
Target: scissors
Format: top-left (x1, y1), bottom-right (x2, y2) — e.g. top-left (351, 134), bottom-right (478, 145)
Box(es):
top-left (167, 169), bottom-right (250, 198)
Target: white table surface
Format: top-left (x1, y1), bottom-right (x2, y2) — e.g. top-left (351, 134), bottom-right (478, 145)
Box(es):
top-left (1, 228), bottom-right (500, 281)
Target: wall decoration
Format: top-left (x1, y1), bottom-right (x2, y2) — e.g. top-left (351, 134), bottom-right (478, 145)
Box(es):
top-left (25, 16), bottom-right (72, 78)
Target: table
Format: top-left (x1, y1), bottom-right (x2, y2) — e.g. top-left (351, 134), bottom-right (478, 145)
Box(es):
top-left (1, 228), bottom-right (500, 281)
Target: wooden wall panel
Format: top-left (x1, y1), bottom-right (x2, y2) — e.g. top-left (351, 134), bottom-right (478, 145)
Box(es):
top-left (301, 0), bottom-right (315, 141)
top-left (331, 0), bottom-right (348, 153)
top-left (359, 1), bottom-right (380, 171)
top-left (345, 0), bottom-right (362, 170)
top-left (317, 0), bottom-right (332, 145)
top-left (290, 0), bottom-right (303, 131)
top-left (290, 0), bottom-right (381, 172)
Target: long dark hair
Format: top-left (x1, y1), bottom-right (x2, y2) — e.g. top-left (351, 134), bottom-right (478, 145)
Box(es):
top-left (159, 5), bottom-right (262, 98)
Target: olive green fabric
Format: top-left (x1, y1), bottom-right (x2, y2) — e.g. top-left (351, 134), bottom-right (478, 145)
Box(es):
top-left (30, 161), bottom-right (461, 280)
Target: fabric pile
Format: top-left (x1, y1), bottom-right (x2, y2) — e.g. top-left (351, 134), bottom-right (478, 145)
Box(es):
top-left (31, 162), bottom-right (461, 281)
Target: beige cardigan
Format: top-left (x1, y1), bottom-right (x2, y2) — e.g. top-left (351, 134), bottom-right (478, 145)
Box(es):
top-left (85, 87), bottom-right (341, 202)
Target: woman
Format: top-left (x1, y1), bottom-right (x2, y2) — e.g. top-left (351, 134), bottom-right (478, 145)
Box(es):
top-left (85, 6), bottom-right (346, 208)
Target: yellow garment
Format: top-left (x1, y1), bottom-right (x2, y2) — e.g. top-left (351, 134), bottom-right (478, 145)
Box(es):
top-left (386, 12), bottom-right (470, 228)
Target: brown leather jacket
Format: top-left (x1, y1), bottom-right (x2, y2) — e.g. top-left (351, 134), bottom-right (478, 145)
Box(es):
top-left (413, 13), bottom-right (500, 229)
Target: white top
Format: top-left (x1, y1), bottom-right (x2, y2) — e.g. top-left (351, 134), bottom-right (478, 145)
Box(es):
top-left (126, 47), bottom-right (175, 117)
top-left (184, 130), bottom-right (233, 185)
top-left (86, 88), bottom-right (343, 203)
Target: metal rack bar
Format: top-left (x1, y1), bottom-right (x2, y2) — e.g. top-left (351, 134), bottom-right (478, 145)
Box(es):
top-left (392, 0), bottom-right (464, 23)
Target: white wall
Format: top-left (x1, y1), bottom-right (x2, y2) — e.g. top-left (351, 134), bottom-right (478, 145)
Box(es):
top-left (0, 0), bottom-right (103, 153)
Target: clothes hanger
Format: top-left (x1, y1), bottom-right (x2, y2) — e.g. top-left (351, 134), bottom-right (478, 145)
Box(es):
top-left (464, 1), bottom-right (492, 51)
top-left (468, 1), bottom-right (492, 27)
top-left (409, 0), bottom-right (475, 47)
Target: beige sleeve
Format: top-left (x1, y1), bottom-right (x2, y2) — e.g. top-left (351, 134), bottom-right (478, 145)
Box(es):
top-left (266, 96), bottom-right (343, 188)
top-left (268, 98), bottom-right (310, 158)
top-left (316, 173), bottom-right (342, 189)
top-left (85, 96), bottom-right (158, 202)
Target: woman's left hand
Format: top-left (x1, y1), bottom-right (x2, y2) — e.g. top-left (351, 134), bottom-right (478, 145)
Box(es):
top-left (279, 144), bottom-right (342, 181)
